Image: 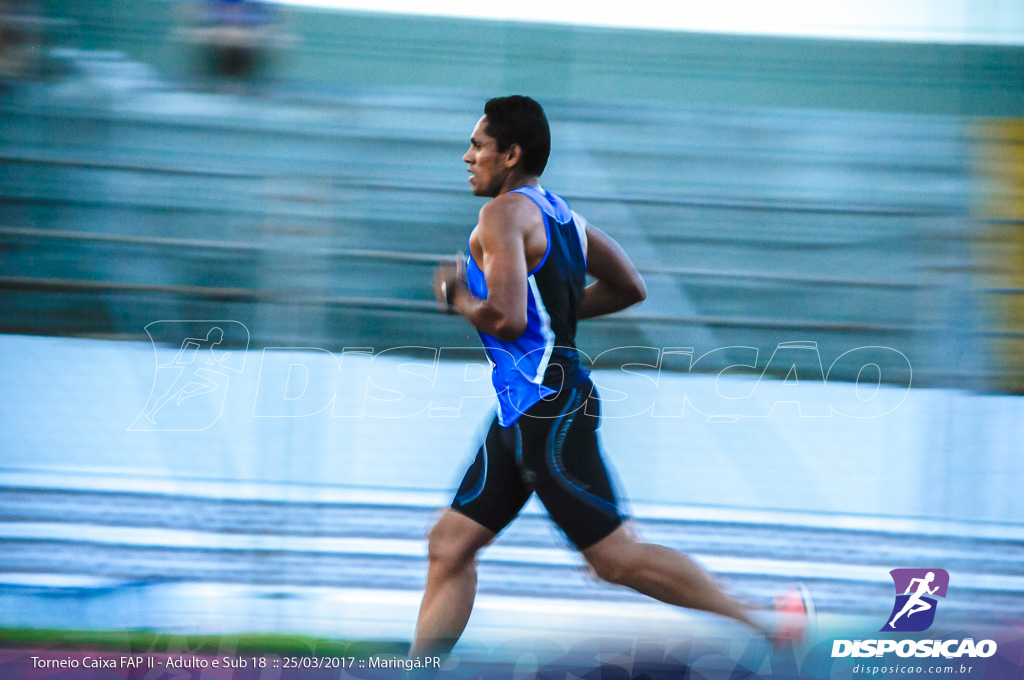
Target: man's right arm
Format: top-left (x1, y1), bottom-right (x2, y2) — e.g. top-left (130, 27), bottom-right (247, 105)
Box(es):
top-left (438, 197), bottom-right (532, 341)
top-left (579, 225), bottom-right (646, 319)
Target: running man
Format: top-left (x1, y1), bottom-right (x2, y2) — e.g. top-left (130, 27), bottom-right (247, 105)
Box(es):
top-left (887, 571), bottom-right (938, 629)
top-left (415, 96), bottom-right (805, 655)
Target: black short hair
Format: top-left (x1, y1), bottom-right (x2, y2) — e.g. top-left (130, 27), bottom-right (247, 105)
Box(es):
top-left (483, 95), bottom-right (550, 176)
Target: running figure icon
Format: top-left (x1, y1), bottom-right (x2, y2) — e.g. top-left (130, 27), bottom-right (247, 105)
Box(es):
top-left (144, 327), bottom-right (232, 424)
top-left (887, 571), bottom-right (938, 629)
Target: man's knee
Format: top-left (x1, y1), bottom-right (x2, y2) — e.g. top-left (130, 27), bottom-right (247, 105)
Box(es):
top-left (587, 550), bottom-right (636, 586)
top-left (425, 513), bottom-right (489, 572)
top-left (427, 527), bottom-right (474, 568)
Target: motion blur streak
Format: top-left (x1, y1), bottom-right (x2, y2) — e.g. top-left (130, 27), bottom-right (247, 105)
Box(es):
top-left (975, 119), bottom-right (1024, 394)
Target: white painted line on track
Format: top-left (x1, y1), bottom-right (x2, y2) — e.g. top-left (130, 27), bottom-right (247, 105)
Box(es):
top-left (4, 522), bottom-right (1024, 592)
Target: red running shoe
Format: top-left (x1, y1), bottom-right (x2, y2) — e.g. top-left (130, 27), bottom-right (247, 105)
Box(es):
top-left (772, 584), bottom-right (815, 649)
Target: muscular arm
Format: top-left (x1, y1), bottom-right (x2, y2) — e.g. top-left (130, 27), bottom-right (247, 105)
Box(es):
top-left (440, 197), bottom-right (533, 341)
top-left (579, 224), bottom-right (646, 319)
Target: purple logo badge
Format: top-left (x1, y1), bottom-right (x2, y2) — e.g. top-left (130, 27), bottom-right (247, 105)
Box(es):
top-left (882, 568), bottom-right (949, 632)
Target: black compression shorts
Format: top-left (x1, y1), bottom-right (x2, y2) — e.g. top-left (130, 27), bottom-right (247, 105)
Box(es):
top-left (450, 379), bottom-right (625, 550)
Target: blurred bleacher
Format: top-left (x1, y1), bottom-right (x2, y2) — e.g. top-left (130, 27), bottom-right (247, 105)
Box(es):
top-left (2, 1), bottom-right (1024, 389)
top-left (0, 82), bottom-right (1000, 387)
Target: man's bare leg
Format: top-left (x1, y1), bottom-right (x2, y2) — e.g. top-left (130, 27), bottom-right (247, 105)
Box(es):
top-left (582, 523), bottom-right (763, 633)
top-left (411, 510), bottom-right (496, 657)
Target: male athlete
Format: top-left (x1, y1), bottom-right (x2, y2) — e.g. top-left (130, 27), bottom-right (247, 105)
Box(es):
top-left (415, 96), bottom-right (806, 655)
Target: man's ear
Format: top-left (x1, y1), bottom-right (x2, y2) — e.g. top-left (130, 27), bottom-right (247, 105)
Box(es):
top-left (503, 143), bottom-right (523, 169)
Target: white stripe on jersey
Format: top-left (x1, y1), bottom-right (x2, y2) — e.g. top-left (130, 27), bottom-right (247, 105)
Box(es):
top-left (528, 275), bottom-right (555, 385)
top-left (570, 210), bottom-right (589, 261)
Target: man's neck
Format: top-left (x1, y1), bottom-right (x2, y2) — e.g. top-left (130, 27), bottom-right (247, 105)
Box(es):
top-left (496, 174), bottom-right (540, 196)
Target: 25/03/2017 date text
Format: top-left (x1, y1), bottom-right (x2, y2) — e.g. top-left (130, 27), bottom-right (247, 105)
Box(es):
top-left (281, 656), bottom-right (442, 670)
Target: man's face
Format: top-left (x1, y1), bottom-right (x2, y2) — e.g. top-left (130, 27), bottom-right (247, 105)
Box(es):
top-left (463, 116), bottom-right (511, 197)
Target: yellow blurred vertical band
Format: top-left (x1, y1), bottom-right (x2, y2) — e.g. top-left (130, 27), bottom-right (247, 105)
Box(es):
top-left (975, 120), bottom-right (1024, 393)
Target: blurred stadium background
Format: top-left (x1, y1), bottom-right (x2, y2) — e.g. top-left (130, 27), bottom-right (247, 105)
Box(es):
top-left (1, 0), bottom-right (1023, 652)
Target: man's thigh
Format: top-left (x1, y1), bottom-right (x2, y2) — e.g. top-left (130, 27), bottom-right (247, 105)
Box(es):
top-left (520, 386), bottom-right (625, 551)
top-left (450, 416), bottom-right (532, 535)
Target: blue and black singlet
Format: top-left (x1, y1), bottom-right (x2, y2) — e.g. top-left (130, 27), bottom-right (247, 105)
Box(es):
top-left (465, 185), bottom-right (591, 426)
top-left (452, 185), bottom-right (625, 550)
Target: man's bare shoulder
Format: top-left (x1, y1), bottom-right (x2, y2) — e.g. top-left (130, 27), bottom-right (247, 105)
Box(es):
top-left (477, 191), bottom-right (543, 236)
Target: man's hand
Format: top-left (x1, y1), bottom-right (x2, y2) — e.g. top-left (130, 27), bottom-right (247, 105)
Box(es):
top-left (433, 253), bottom-right (466, 314)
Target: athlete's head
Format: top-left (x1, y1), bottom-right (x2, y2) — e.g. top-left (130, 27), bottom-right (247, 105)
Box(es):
top-left (464, 95), bottom-right (550, 197)
top-left (925, 572), bottom-right (935, 582)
